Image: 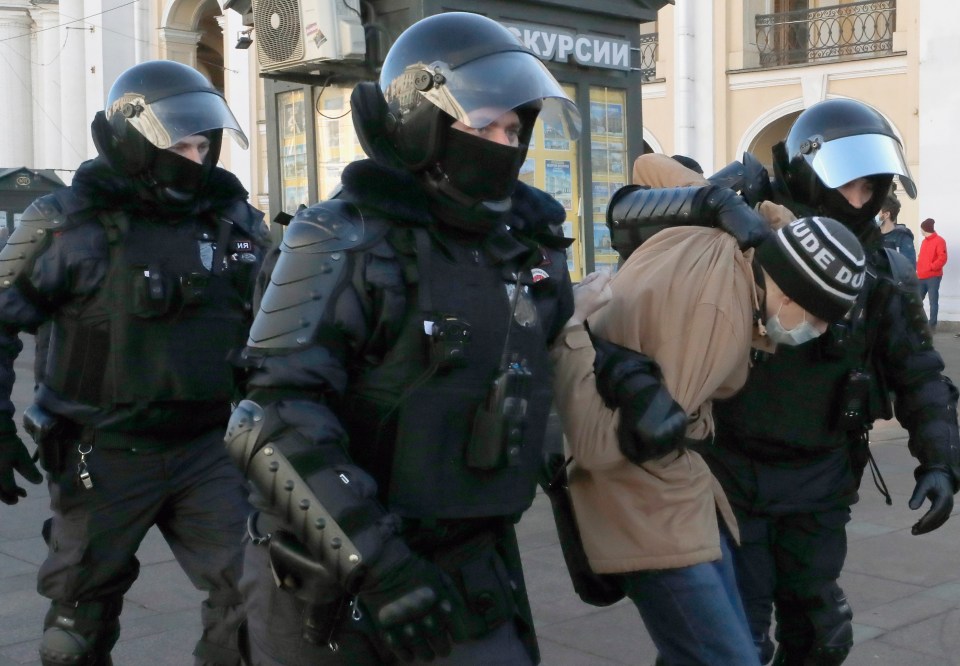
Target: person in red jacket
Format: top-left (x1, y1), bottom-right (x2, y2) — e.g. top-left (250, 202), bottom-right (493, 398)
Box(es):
top-left (917, 217), bottom-right (948, 328)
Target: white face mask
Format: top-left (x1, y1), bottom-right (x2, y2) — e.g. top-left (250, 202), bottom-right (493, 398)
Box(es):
top-left (765, 303), bottom-right (824, 347)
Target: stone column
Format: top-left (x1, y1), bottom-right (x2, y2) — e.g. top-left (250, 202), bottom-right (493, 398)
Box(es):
top-left (58, 0), bottom-right (88, 172)
top-left (30, 4), bottom-right (62, 170)
top-left (0, 3), bottom-right (34, 166)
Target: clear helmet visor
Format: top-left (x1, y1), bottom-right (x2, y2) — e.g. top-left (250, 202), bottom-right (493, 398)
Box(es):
top-left (388, 50), bottom-right (582, 141)
top-left (808, 133), bottom-right (916, 198)
top-left (110, 90), bottom-right (249, 150)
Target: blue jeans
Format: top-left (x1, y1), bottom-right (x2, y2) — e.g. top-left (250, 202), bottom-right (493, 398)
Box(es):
top-left (620, 529), bottom-right (760, 665)
top-left (919, 275), bottom-right (942, 326)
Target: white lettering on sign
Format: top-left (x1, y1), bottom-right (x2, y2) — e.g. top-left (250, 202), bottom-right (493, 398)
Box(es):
top-left (505, 22), bottom-right (632, 71)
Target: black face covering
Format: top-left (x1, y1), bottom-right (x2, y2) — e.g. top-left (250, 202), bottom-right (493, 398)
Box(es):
top-left (436, 128), bottom-right (526, 206)
top-left (424, 127), bottom-right (527, 233)
top-left (818, 174), bottom-right (891, 241)
top-left (147, 148), bottom-right (210, 205)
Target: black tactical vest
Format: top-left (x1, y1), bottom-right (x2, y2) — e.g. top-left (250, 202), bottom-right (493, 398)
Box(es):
top-left (715, 251), bottom-right (893, 459)
top-left (343, 228), bottom-right (560, 520)
top-left (44, 212), bottom-right (253, 409)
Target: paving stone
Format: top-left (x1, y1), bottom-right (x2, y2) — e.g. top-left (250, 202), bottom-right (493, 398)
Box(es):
top-left (855, 593), bottom-right (956, 631)
top-left (872, 608), bottom-right (960, 660)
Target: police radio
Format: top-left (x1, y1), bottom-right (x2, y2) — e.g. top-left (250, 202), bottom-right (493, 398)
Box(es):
top-left (467, 355), bottom-right (532, 470)
top-left (466, 275), bottom-right (532, 470)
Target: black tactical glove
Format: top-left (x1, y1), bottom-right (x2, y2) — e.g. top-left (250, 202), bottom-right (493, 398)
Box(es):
top-left (589, 329), bottom-right (688, 465)
top-left (909, 465), bottom-right (955, 535)
top-left (359, 547), bottom-right (466, 663)
top-left (700, 185), bottom-right (771, 251)
top-left (0, 415), bottom-right (42, 505)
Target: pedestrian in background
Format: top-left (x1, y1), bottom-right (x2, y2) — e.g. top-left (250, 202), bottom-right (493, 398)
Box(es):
top-left (918, 217), bottom-right (947, 329)
top-left (0, 60), bottom-right (268, 665)
top-left (878, 194), bottom-right (916, 267)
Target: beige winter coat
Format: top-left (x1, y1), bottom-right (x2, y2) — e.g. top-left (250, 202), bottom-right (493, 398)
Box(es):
top-left (551, 153), bottom-right (772, 573)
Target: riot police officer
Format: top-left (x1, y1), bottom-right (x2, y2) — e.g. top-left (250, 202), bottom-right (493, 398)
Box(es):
top-left (224, 12), bottom-right (578, 665)
top-left (598, 98), bottom-right (960, 665)
top-left (0, 60), bottom-right (268, 665)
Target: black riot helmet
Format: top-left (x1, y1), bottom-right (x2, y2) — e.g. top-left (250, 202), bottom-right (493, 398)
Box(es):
top-left (773, 98), bottom-right (915, 225)
top-left (91, 60), bottom-right (248, 202)
top-left (354, 12), bottom-right (580, 222)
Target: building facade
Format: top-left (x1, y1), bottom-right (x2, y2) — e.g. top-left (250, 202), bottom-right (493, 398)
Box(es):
top-left (247, 0), bottom-right (666, 280)
top-left (0, 0), bottom-right (266, 211)
top-left (4, 1), bottom-right (960, 320)
top-left (644, 0), bottom-right (960, 324)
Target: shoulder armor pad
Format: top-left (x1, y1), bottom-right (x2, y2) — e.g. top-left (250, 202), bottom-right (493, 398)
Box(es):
top-left (0, 193), bottom-right (80, 289)
top-left (280, 199), bottom-right (386, 254)
top-left (222, 200), bottom-right (270, 246)
top-left (247, 200), bottom-right (388, 349)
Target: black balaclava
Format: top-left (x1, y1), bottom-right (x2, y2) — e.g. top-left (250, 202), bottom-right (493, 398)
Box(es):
top-left (424, 128), bottom-right (527, 233)
top-left (142, 129), bottom-right (221, 206)
top-left (817, 174), bottom-right (892, 243)
top-left (421, 106), bottom-right (537, 235)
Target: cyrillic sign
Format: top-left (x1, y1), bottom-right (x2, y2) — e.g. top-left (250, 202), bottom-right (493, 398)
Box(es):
top-left (504, 22), bottom-right (632, 71)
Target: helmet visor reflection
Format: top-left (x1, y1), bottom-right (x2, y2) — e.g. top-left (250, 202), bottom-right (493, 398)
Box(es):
top-left (119, 90), bottom-right (249, 150)
top-left (809, 133), bottom-right (916, 198)
top-left (416, 50), bottom-right (582, 141)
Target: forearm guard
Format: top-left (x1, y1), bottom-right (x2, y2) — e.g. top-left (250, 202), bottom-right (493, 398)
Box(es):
top-left (606, 185), bottom-right (705, 261)
top-left (606, 183), bottom-right (768, 261)
top-left (225, 399), bottom-right (396, 588)
top-left (907, 378), bottom-right (960, 491)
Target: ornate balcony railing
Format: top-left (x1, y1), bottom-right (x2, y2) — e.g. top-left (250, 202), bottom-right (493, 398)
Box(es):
top-left (637, 32), bottom-right (658, 80)
top-left (756, 0), bottom-right (895, 67)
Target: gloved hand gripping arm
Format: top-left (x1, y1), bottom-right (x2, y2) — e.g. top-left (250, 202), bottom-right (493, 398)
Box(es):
top-left (568, 271), bottom-right (689, 465)
top-left (590, 333), bottom-right (689, 464)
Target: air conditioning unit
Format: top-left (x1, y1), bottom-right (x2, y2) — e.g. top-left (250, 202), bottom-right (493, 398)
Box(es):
top-left (252, 0), bottom-right (366, 73)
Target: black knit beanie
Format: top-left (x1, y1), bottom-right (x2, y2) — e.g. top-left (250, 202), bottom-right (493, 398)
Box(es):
top-left (755, 216), bottom-right (866, 322)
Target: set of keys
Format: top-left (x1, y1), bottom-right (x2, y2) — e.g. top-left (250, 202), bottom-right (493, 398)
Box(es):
top-left (77, 442), bottom-right (94, 490)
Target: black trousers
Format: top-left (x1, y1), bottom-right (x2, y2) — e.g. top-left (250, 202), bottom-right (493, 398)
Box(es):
top-left (733, 508), bottom-right (850, 663)
top-left (38, 428), bottom-right (249, 665)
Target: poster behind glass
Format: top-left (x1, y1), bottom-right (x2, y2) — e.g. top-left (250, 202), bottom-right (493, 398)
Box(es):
top-left (590, 88), bottom-right (628, 273)
top-left (278, 90), bottom-right (308, 214)
top-left (525, 84), bottom-right (583, 280)
top-left (315, 85), bottom-right (366, 200)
